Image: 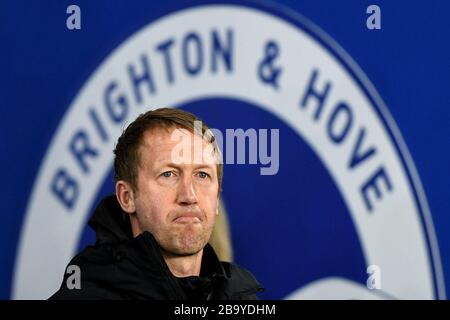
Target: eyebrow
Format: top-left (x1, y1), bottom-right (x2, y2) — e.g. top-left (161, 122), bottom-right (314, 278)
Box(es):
top-left (156, 162), bottom-right (214, 170)
top-left (192, 164), bottom-right (215, 171)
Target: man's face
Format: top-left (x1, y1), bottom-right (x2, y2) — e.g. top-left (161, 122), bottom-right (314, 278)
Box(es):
top-left (132, 126), bottom-right (219, 256)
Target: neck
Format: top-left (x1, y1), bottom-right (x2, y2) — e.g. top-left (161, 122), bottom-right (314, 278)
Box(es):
top-left (162, 250), bottom-right (204, 277)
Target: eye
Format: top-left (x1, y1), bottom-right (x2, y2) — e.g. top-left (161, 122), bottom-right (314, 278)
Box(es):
top-left (197, 171), bottom-right (210, 179)
top-left (162, 171), bottom-right (173, 178)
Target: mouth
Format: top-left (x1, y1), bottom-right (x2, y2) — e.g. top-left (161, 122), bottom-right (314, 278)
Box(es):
top-left (173, 216), bottom-right (201, 224)
top-left (173, 212), bottom-right (202, 224)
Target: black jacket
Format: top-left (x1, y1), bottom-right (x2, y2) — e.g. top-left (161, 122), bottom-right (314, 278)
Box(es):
top-left (49, 195), bottom-right (263, 300)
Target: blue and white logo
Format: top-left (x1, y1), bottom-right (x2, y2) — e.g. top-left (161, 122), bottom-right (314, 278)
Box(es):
top-left (13, 3), bottom-right (445, 299)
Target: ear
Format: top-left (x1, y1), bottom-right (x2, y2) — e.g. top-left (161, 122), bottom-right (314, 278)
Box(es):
top-left (115, 180), bottom-right (136, 214)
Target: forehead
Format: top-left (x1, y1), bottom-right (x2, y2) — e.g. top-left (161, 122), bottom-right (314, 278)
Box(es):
top-left (141, 126), bottom-right (178, 150)
top-left (139, 126), bottom-right (217, 166)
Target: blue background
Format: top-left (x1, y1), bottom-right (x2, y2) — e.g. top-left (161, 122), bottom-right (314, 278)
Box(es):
top-left (1, 0), bottom-right (449, 299)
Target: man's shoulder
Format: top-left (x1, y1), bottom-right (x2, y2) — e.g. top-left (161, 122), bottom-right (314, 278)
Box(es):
top-left (48, 243), bottom-right (131, 300)
top-left (49, 236), bottom-right (173, 300)
top-left (48, 280), bottom-right (124, 300)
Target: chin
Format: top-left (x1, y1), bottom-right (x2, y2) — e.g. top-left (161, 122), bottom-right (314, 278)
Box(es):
top-left (164, 243), bottom-right (202, 256)
top-left (172, 236), bottom-right (208, 256)
top-left (159, 228), bottom-right (213, 256)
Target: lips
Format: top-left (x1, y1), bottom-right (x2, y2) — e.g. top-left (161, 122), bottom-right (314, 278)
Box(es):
top-left (173, 212), bottom-right (202, 223)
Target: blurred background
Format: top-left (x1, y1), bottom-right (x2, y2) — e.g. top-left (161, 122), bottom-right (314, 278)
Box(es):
top-left (0, 0), bottom-right (449, 300)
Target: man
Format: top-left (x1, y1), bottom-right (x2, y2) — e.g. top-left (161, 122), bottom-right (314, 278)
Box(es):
top-left (50, 107), bottom-right (263, 300)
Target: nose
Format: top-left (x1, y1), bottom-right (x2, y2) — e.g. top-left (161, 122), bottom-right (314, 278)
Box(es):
top-left (176, 176), bottom-right (198, 205)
